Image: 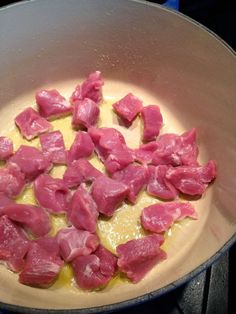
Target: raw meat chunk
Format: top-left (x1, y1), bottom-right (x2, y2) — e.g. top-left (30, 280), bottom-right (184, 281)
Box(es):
top-left (9, 145), bottom-right (51, 182)
top-left (39, 131), bottom-right (66, 164)
top-left (69, 184), bottom-right (98, 233)
top-left (112, 164), bottom-right (148, 203)
top-left (57, 227), bottom-right (99, 262)
top-left (72, 98), bottom-right (100, 129)
top-left (141, 202), bottom-right (197, 233)
top-left (166, 160), bottom-right (217, 196)
top-left (19, 237), bottom-right (64, 287)
top-left (117, 234), bottom-right (166, 283)
top-left (72, 244), bottom-right (117, 290)
top-left (0, 136), bottom-right (13, 160)
top-left (70, 71), bottom-right (104, 105)
top-left (152, 129), bottom-right (199, 167)
top-left (34, 174), bottom-right (71, 214)
top-left (0, 163), bottom-right (25, 197)
top-left (91, 175), bottom-right (129, 217)
top-left (104, 145), bottom-right (134, 174)
top-left (63, 159), bottom-right (103, 189)
top-left (3, 204), bottom-right (51, 237)
top-left (147, 165), bottom-right (178, 200)
top-left (141, 105), bottom-right (163, 142)
top-left (88, 127), bottom-right (125, 161)
top-left (0, 215), bottom-right (29, 272)
top-left (0, 192), bottom-right (14, 215)
top-left (67, 132), bottom-right (94, 164)
top-left (133, 141), bottom-right (159, 164)
top-left (113, 93), bottom-right (143, 125)
top-left (36, 89), bottom-right (72, 120)
top-left (15, 107), bottom-right (52, 140)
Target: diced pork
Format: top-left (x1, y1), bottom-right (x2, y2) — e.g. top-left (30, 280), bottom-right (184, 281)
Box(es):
top-left (91, 175), bottom-right (129, 217)
top-left (67, 132), bottom-right (94, 164)
top-left (113, 93), bottom-right (143, 125)
top-left (9, 145), bottom-right (51, 182)
top-left (104, 145), bottom-right (134, 174)
top-left (117, 234), bottom-right (166, 283)
top-left (15, 107), bottom-right (52, 140)
top-left (133, 141), bottom-right (159, 165)
top-left (88, 127), bottom-right (125, 161)
top-left (34, 174), bottom-right (71, 214)
top-left (166, 160), bottom-right (217, 196)
top-left (141, 202), bottom-right (197, 233)
top-left (0, 192), bottom-right (14, 215)
top-left (3, 204), bottom-right (51, 237)
top-left (69, 184), bottom-right (98, 233)
top-left (19, 237), bottom-right (64, 287)
top-left (0, 215), bottom-right (29, 272)
top-left (112, 164), bottom-right (148, 203)
top-left (70, 71), bottom-right (104, 105)
top-left (0, 163), bottom-right (25, 197)
top-left (0, 136), bottom-right (13, 160)
top-left (39, 131), bottom-right (66, 164)
top-left (57, 227), bottom-right (99, 262)
top-left (72, 244), bottom-right (117, 290)
top-left (141, 105), bottom-right (163, 142)
top-left (63, 159), bottom-right (103, 189)
top-left (152, 129), bottom-right (199, 167)
top-left (72, 98), bottom-right (100, 129)
top-left (147, 165), bottom-right (178, 200)
top-left (36, 89), bottom-right (72, 120)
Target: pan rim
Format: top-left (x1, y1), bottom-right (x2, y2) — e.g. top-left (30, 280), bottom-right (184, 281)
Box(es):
top-left (0, 0), bottom-right (235, 313)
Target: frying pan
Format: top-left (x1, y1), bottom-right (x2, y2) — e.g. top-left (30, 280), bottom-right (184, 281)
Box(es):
top-left (0, 0), bottom-right (235, 312)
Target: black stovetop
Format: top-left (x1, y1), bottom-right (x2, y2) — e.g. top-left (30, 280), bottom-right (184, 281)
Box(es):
top-left (0, 1), bottom-right (235, 314)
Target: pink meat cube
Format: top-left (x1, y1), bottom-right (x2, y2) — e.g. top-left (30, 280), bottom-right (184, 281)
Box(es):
top-left (72, 244), bottom-right (117, 290)
top-left (0, 192), bottom-right (14, 215)
top-left (19, 237), bottom-right (64, 287)
top-left (15, 107), bottom-right (52, 140)
top-left (72, 98), bottom-right (100, 129)
top-left (152, 129), bottom-right (199, 167)
top-left (0, 163), bottom-right (25, 198)
top-left (0, 136), bottom-right (13, 160)
top-left (112, 164), bottom-right (148, 203)
top-left (166, 160), bottom-right (217, 196)
top-left (34, 174), bottom-right (71, 214)
top-left (36, 89), bottom-right (72, 120)
top-left (40, 131), bottom-right (66, 164)
top-left (91, 175), bottom-right (129, 217)
top-left (141, 105), bottom-right (163, 142)
top-left (63, 158), bottom-right (102, 188)
top-left (133, 141), bottom-right (159, 165)
top-left (104, 145), bottom-right (134, 174)
top-left (88, 127), bottom-right (126, 161)
top-left (3, 204), bottom-right (51, 237)
top-left (0, 215), bottom-right (29, 272)
top-left (69, 184), bottom-right (98, 233)
top-left (67, 132), bottom-right (94, 164)
top-left (57, 227), bottom-right (99, 262)
top-left (70, 71), bottom-right (104, 105)
top-left (9, 145), bottom-right (51, 182)
top-left (117, 234), bottom-right (166, 283)
top-left (112, 93), bottom-right (143, 125)
top-left (141, 202), bottom-right (197, 233)
top-left (147, 165), bottom-right (178, 200)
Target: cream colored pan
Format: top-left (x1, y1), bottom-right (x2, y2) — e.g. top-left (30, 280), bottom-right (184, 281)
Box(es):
top-left (0, 0), bottom-right (235, 312)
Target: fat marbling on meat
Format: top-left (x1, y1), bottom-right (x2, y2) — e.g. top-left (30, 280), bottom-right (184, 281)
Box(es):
top-left (57, 227), bottom-right (99, 262)
top-left (72, 98), bottom-right (100, 129)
